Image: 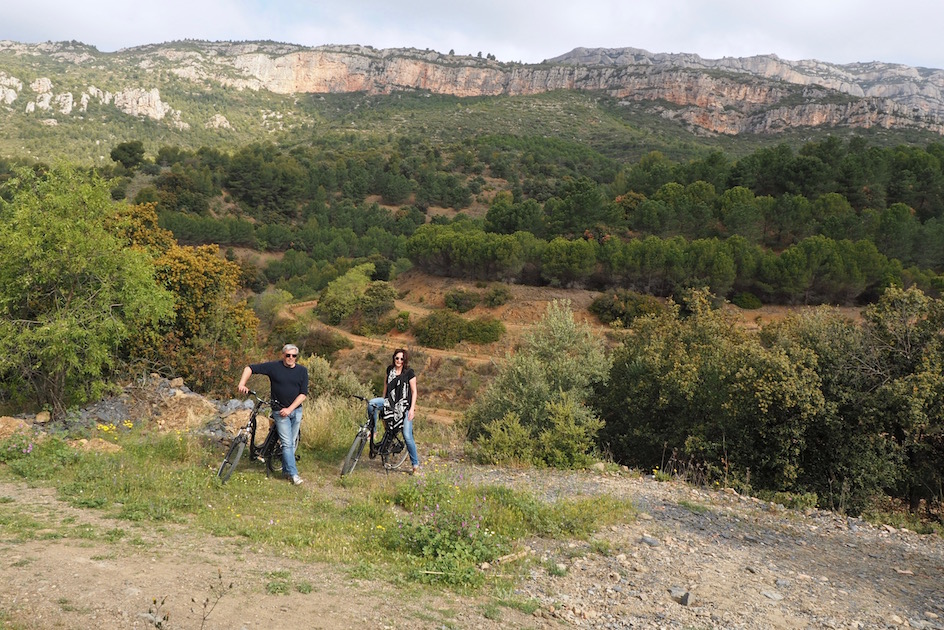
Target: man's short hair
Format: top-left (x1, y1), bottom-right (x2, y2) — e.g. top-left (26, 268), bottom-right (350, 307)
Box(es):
top-left (282, 344), bottom-right (299, 355)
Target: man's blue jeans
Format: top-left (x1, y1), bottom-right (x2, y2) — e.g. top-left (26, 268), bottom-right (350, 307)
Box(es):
top-left (273, 407), bottom-right (302, 478)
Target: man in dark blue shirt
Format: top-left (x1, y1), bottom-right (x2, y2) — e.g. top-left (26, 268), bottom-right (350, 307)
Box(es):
top-left (237, 344), bottom-right (309, 485)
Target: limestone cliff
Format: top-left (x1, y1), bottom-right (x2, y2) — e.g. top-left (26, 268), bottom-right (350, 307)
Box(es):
top-left (1, 39), bottom-right (943, 136)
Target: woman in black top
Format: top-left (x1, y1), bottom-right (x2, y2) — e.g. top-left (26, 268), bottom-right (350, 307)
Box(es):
top-left (381, 348), bottom-right (419, 473)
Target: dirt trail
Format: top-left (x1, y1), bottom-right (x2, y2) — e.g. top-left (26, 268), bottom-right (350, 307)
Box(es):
top-left (0, 473), bottom-right (527, 630)
top-left (1, 462), bottom-right (942, 629)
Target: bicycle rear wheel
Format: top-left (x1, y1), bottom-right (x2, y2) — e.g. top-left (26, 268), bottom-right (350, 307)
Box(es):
top-left (217, 435), bottom-right (246, 483)
top-left (381, 433), bottom-right (410, 471)
top-left (340, 430), bottom-right (368, 476)
top-left (264, 437), bottom-right (284, 477)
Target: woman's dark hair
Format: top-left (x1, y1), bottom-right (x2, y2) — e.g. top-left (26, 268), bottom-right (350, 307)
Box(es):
top-left (391, 348), bottom-right (409, 370)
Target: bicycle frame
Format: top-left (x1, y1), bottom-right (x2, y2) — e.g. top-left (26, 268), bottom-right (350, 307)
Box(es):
top-left (340, 395), bottom-right (408, 476)
top-left (217, 391), bottom-right (288, 482)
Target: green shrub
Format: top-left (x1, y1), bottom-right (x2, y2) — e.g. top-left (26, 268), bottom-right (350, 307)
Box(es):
top-left (5, 436), bottom-right (77, 480)
top-left (394, 311), bottom-right (410, 332)
top-left (464, 301), bottom-right (609, 469)
top-left (390, 473), bottom-right (507, 588)
top-left (444, 288), bottom-right (480, 313)
top-left (732, 291), bottom-right (763, 309)
top-left (316, 263), bottom-right (374, 325)
top-left (358, 281), bottom-right (397, 320)
top-left (298, 325), bottom-right (354, 359)
top-left (589, 289), bottom-right (665, 326)
top-left (756, 490), bottom-right (818, 510)
top-left (463, 317), bottom-right (505, 344)
top-left (482, 284), bottom-right (512, 307)
top-left (475, 412), bottom-right (535, 465)
top-left (536, 395), bottom-right (603, 469)
top-left (0, 432), bottom-right (36, 463)
top-left (413, 311), bottom-right (467, 349)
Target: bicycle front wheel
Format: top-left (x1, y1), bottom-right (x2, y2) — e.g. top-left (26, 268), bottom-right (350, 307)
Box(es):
top-left (217, 435), bottom-right (246, 483)
top-left (340, 430), bottom-right (368, 477)
top-left (381, 433), bottom-right (410, 471)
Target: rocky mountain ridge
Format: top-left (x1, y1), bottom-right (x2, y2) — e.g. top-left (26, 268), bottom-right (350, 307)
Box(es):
top-left (1, 39), bottom-right (944, 139)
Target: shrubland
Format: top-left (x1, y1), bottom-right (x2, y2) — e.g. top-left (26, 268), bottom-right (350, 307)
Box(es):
top-left (1, 117), bottom-right (944, 525)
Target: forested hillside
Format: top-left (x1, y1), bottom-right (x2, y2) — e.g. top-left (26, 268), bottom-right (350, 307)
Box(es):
top-left (75, 132), bottom-right (944, 307)
top-left (2, 79), bottom-right (943, 524)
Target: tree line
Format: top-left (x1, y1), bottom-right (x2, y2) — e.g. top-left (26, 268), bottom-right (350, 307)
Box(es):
top-left (83, 134), bottom-right (944, 306)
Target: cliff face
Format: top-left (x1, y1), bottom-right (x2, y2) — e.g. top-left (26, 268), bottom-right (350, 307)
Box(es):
top-left (1, 39), bottom-right (943, 136)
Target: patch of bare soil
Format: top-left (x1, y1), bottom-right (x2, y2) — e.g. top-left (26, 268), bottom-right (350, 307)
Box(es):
top-left (0, 475), bottom-right (527, 630)
top-left (1, 463), bottom-right (942, 629)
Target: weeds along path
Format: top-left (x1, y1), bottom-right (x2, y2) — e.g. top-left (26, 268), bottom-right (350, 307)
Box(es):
top-left (0, 476), bottom-right (530, 630)
top-left (2, 463), bottom-right (943, 629)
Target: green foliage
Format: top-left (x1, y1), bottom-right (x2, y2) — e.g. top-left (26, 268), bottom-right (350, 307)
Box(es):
top-left (444, 288), bottom-right (481, 313)
top-left (462, 317), bottom-right (505, 344)
top-left (352, 281), bottom-right (398, 331)
top-left (759, 306), bottom-right (899, 512)
top-left (0, 432), bottom-right (35, 463)
top-left (756, 490), bottom-right (819, 510)
top-left (541, 237), bottom-right (598, 287)
top-left (389, 470), bottom-right (632, 588)
top-left (4, 436), bottom-right (77, 480)
top-left (482, 284), bottom-right (512, 307)
top-left (858, 287), bottom-right (944, 512)
top-left (315, 263), bottom-right (375, 325)
top-left (0, 166), bottom-right (174, 415)
top-left (412, 310), bottom-right (467, 349)
top-left (597, 289), bottom-right (825, 491)
top-left (598, 286), bottom-right (944, 515)
top-left (465, 301), bottom-right (609, 467)
top-left (390, 473), bottom-right (507, 588)
top-left (731, 291), bottom-right (763, 309)
top-left (589, 289), bottom-right (666, 326)
top-left (412, 310), bottom-right (505, 349)
top-left (394, 311), bottom-right (411, 332)
top-left (252, 288), bottom-right (294, 330)
top-left (474, 413), bottom-right (535, 466)
top-left (145, 243), bottom-right (258, 393)
top-left (110, 141), bottom-right (146, 170)
top-left (536, 394), bottom-right (603, 469)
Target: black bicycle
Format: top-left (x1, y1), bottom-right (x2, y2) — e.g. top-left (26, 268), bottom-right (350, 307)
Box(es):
top-left (340, 395), bottom-right (409, 476)
top-left (217, 391), bottom-right (293, 482)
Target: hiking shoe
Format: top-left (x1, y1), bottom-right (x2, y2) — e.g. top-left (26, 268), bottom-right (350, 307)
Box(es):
top-left (291, 475), bottom-right (304, 485)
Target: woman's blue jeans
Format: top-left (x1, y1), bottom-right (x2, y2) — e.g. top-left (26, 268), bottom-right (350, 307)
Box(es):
top-left (402, 419), bottom-right (419, 468)
top-left (273, 407), bottom-right (302, 478)
top-left (368, 397), bottom-right (419, 468)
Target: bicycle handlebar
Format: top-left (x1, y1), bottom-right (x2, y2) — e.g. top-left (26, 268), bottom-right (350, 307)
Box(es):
top-left (245, 390), bottom-right (272, 408)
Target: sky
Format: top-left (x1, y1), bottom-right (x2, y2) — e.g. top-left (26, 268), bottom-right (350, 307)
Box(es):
top-left (3, 0), bottom-right (944, 70)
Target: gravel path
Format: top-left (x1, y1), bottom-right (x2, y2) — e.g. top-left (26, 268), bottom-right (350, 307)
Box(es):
top-left (0, 452), bottom-right (942, 629)
top-left (455, 463), bottom-right (944, 629)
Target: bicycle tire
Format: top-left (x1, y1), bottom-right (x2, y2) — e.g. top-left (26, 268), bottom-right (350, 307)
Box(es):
top-left (265, 437), bottom-right (284, 477)
top-left (381, 433), bottom-right (410, 471)
top-left (368, 417), bottom-right (384, 459)
top-left (340, 430), bottom-right (368, 476)
top-left (217, 435), bottom-right (246, 483)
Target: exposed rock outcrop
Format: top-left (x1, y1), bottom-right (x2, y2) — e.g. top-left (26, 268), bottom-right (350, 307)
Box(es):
top-left (1, 39), bottom-right (944, 136)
